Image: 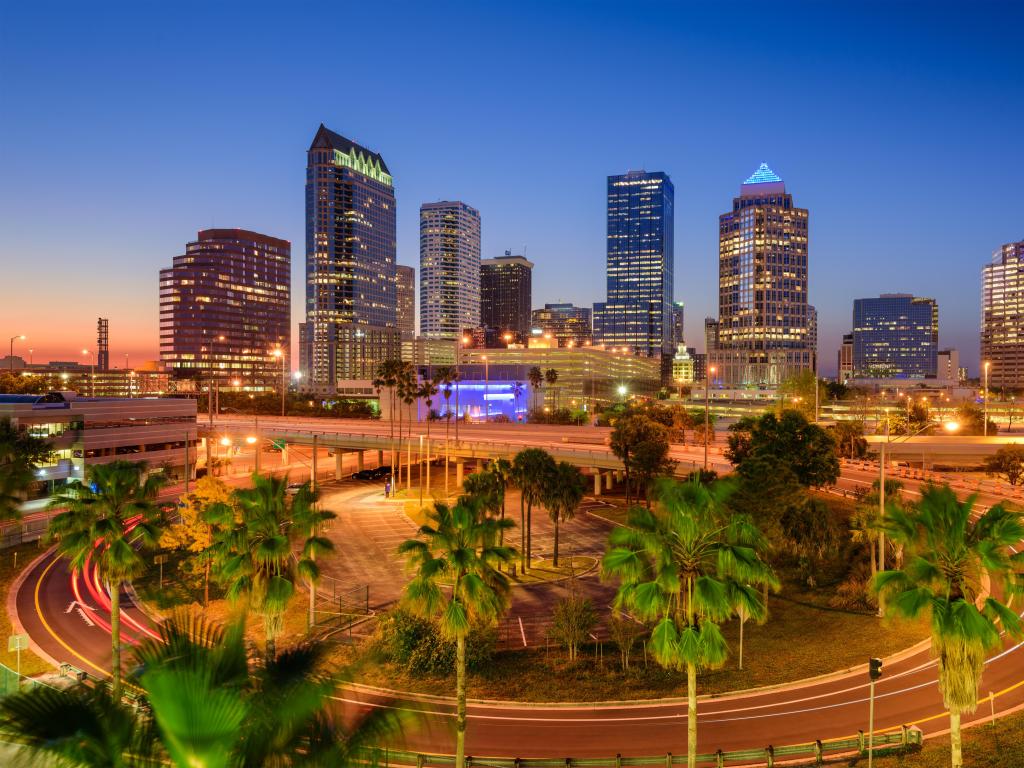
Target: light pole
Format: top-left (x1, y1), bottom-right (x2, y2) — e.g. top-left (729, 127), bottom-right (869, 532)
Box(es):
top-left (272, 347), bottom-right (286, 417)
top-left (482, 354), bottom-right (489, 422)
top-left (81, 348), bottom-right (94, 396)
top-left (704, 365), bottom-right (717, 471)
top-left (456, 335), bottom-right (469, 443)
top-left (983, 361), bottom-right (990, 436)
top-left (8, 334), bottom-right (25, 371)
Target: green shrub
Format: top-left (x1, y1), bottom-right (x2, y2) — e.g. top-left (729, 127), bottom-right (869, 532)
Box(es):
top-left (371, 608), bottom-right (496, 675)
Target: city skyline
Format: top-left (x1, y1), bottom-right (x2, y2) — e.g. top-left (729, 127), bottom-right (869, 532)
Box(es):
top-left (2, 2), bottom-right (1022, 375)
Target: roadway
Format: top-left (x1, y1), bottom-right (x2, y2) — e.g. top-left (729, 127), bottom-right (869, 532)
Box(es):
top-left (15, 420), bottom-right (1024, 761)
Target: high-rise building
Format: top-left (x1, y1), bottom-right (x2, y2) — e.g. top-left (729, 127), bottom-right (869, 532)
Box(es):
top-left (982, 240), bottom-right (1024, 388)
top-left (937, 348), bottom-right (961, 384)
top-left (838, 333), bottom-right (853, 384)
top-left (670, 302), bottom-right (686, 347)
top-left (852, 294), bottom-right (938, 379)
top-left (96, 318), bottom-right (109, 372)
top-left (160, 229), bottom-right (290, 388)
top-left (593, 170), bottom-right (674, 358)
top-left (480, 252), bottom-right (533, 342)
top-left (530, 303), bottom-right (592, 347)
top-left (419, 201), bottom-right (481, 339)
top-left (671, 344), bottom-right (695, 384)
top-left (396, 265), bottom-right (416, 339)
top-left (704, 317), bottom-right (719, 353)
top-left (710, 163), bottom-right (811, 387)
top-left (302, 124), bottom-right (399, 388)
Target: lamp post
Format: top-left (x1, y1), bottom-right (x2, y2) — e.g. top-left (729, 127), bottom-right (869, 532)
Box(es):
top-left (482, 354), bottom-right (489, 422)
top-left (272, 347), bottom-right (286, 417)
top-left (456, 335), bottom-right (469, 443)
top-left (8, 334), bottom-right (25, 371)
top-left (704, 365), bottom-right (717, 471)
top-left (81, 348), bottom-right (94, 396)
top-left (983, 361), bottom-right (990, 436)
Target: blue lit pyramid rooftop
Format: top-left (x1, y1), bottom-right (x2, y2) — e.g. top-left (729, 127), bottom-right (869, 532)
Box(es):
top-left (743, 162), bottom-right (783, 185)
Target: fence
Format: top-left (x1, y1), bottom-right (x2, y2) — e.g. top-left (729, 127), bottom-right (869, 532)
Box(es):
top-left (358, 727), bottom-right (922, 768)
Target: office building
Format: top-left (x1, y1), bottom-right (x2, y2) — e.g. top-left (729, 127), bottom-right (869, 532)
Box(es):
top-left (530, 303), bottom-right (593, 347)
top-left (420, 201), bottom-right (481, 339)
top-left (303, 124), bottom-right (399, 388)
top-left (851, 294), bottom-right (938, 379)
top-left (937, 349), bottom-right (961, 384)
top-left (593, 170), bottom-right (674, 358)
top-left (480, 252), bottom-right (533, 342)
top-left (692, 351), bottom-right (707, 383)
top-left (710, 163), bottom-right (812, 387)
top-left (838, 333), bottom-right (853, 384)
top-left (0, 391), bottom-right (197, 503)
top-left (160, 229), bottom-right (290, 389)
top-left (396, 265), bottom-right (416, 339)
top-left (671, 345), bottom-right (695, 385)
top-left (982, 240), bottom-right (1024, 388)
top-left (670, 302), bottom-right (686, 347)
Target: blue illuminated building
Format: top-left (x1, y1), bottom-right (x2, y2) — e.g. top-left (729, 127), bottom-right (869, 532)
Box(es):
top-left (852, 294), bottom-right (938, 379)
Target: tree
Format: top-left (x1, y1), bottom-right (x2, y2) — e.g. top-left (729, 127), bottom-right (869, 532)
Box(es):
top-left (419, 376), bottom-right (440, 486)
top-left (434, 366), bottom-right (458, 490)
top-left (984, 445), bottom-right (1024, 485)
top-left (512, 381), bottom-right (525, 419)
top-left (544, 368), bottom-right (559, 409)
top-left (729, 453), bottom-right (805, 543)
top-left (528, 366), bottom-right (544, 410)
top-left (541, 461), bottom-right (586, 566)
top-left (725, 410), bottom-right (839, 488)
top-left (0, 418), bottom-right (51, 521)
top-left (956, 401), bottom-right (997, 436)
top-left (608, 609), bottom-right (645, 671)
top-left (373, 359), bottom-right (403, 480)
top-left (602, 479), bottom-right (777, 768)
top-left (48, 460), bottom-right (166, 697)
top-left (830, 420), bottom-right (867, 459)
top-left (875, 485), bottom-right (1024, 768)
top-left (161, 474), bottom-right (236, 606)
top-left (398, 499), bottom-right (514, 768)
top-left (610, 413), bottom-right (675, 507)
top-left (291, 484), bottom-right (337, 633)
top-left (777, 370), bottom-right (825, 420)
top-left (549, 590), bottom-right (596, 661)
top-left (512, 448), bottom-right (556, 571)
top-left (214, 474), bottom-right (322, 657)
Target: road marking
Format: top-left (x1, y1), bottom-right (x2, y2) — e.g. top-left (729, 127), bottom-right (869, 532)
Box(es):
top-left (33, 555), bottom-right (109, 678)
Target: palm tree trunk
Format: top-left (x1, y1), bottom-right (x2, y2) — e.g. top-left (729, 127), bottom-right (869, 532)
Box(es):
top-left (110, 581), bottom-right (121, 698)
top-left (687, 661), bottom-right (698, 768)
top-left (456, 633), bottom-right (467, 768)
top-left (308, 578), bottom-right (316, 635)
top-left (265, 616), bottom-right (276, 661)
top-left (950, 711), bottom-right (962, 768)
top-left (526, 501), bottom-right (532, 569)
top-left (553, 518), bottom-right (560, 567)
top-left (203, 559), bottom-right (210, 607)
top-left (520, 495), bottom-right (527, 572)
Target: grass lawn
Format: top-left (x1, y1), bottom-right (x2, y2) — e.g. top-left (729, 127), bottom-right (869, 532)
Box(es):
top-left (0, 542), bottom-right (54, 676)
top-left (346, 592), bottom-right (928, 702)
top-left (870, 711), bottom-right (1024, 767)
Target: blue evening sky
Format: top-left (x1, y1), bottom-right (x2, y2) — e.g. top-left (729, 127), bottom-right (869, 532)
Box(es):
top-left (1, 0), bottom-right (1021, 374)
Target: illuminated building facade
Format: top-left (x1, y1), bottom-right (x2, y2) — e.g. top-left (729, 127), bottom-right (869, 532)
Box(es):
top-left (593, 170), bottom-right (674, 358)
top-left (303, 124), bottom-right (399, 388)
top-left (670, 302), bottom-right (685, 347)
top-left (982, 240), bottom-right (1024, 387)
top-left (420, 202), bottom-right (481, 339)
top-left (710, 163), bottom-right (811, 387)
top-left (396, 264), bottom-right (416, 339)
top-left (160, 229), bottom-right (290, 388)
top-left (530, 303), bottom-right (592, 347)
top-left (480, 252), bottom-right (533, 342)
top-left (838, 333), bottom-right (853, 383)
top-left (852, 294), bottom-right (938, 379)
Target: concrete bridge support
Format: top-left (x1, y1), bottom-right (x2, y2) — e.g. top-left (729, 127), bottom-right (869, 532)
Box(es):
top-left (592, 469), bottom-right (602, 496)
top-left (605, 471), bottom-right (614, 491)
top-left (358, 451), bottom-right (365, 471)
top-left (456, 459), bottom-right (465, 489)
top-left (376, 450), bottom-right (383, 466)
top-left (335, 451), bottom-right (345, 481)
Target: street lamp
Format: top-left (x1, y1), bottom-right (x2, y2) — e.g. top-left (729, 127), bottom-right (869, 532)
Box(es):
top-left (8, 334), bottom-right (25, 371)
top-left (983, 361), bottom-right (991, 436)
top-left (81, 348), bottom-right (95, 397)
top-left (482, 354), bottom-right (489, 422)
top-left (271, 347), bottom-right (285, 417)
top-left (704, 365), bottom-right (717, 471)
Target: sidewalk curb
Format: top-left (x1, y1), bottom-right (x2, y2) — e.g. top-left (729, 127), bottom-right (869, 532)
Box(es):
top-left (7, 545), bottom-right (63, 671)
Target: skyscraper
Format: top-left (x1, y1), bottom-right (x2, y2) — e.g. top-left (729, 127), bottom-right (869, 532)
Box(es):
top-left (852, 294), bottom-right (938, 379)
top-left (670, 302), bottom-right (685, 347)
top-left (982, 240), bottom-right (1024, 387)
top-left (593, 170), bottom-right (674, 358)
top-left (530, 303), bottom-right (592, 347)
top-left (710, 163), bottom-right (811, 387)
top-left (302, 124), bottom-right (398, 387)
top-left (480, 252), bottom-right (533, 342)
top-left (160, 229), bottom-right (290, 387)
top-left (396, 265), bottom-right (416, 339)
top-left (838, 333), bottom-right (853, 383)
top-left (419, 201), bottom-right (481, 339)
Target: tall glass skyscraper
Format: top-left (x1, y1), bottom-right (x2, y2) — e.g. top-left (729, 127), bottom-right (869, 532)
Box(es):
top-left (982, 240), bottom-right (1024, 387)
top-left (480, 252), bottom-right (533, 343)
top-left (301, 124), bottom-right (398, 388)
top-left (419, 201), bottom-right (481, 339)
top-left (593, 170), bottom-right (674, 358)
top-left (710, 163), bottom-right (811, 387)
top-left (852, 294), bottom-right (938, 378)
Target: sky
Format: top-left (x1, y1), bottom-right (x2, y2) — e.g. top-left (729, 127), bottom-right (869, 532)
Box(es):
top-left (1, 0), bottom-right (1022, 376)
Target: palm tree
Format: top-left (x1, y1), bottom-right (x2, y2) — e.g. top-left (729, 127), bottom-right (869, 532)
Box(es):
top-left (435, 366), bottom-right (458, 494)
top-left (542, 461), bottom-right (586, 567)
top-left (395, 364), bottom-right (417, 488)
top-left (48, 460), bottom-right (166, 697)
top-left (875, 484), bottom-right (1024, 768)
top-left (544, 368), bottom-right (559, 409)
top-left (602, 479), bottom-right (777, 768)
top-left (373, 359), bottom-right (401, 481)
top-left (420, 376), bottom-right (440, 491)
top-left (291, 484), bottom-right (337, 633)
top-left (0, 417), bottom-right (50, 522)
top-left (214, 474), bottom-right (323, 657)
top-left (512, 448), bottom-right (556, 571)
top-left (528, 366), bottom-right (543, 412)
top-left (398, 500), bottom-right (514, 768)
top-left (512, 381), bottom-right (525, 420)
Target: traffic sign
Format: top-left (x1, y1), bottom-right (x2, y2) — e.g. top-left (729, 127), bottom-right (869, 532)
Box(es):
top-left (8, 634), bottom-right (28, 676)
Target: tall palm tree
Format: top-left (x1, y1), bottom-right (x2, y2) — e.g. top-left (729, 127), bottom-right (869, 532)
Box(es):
top-left (420, 376), bottom-right (440, 490)
top-left (542, 461), bottom-right (585, 567)
top-left (291, 484), bottom-right (337, 633)
top-left (544, 368), bottom-right (559, 410)
top-left (512, 448), bottom-right (556, 571)
top-left (602, 479), bottom-right (777, 768)
top-left (395, 364), bottom-right (417, 488)
top-left (875, 484), bottom-right (1024, 768)
top-left (492, 458), bottom-right (513, 544)
top-left (527, 366), bottom-right (543, 412)
top-left (214, 474), bottom-right (323, 657)
top-left (512, 381), bottom-right (525, 420)
top-left (373, 359), bottom-right (401, 481)
top-left (48, 460), bottom-right (166, 697)
top-left (0, 417), bottom-right (51, 522)
top-left (434, 366), bottom-right (457, 494)
top-left (398, 500), bottom-right (514, 768)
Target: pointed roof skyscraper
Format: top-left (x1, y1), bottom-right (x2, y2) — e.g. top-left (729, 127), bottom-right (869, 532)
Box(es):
top-left (741, 162), bottom-right (785, 196)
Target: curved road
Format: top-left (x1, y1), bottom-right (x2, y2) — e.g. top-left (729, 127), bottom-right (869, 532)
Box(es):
top-left (14, 429), bottom-right (1024, 760)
